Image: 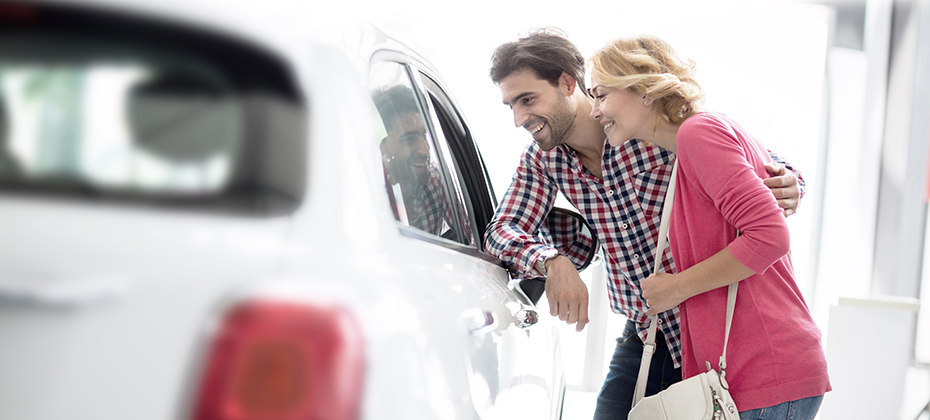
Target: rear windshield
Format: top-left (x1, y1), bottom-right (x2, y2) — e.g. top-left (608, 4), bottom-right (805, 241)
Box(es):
top-left (0, 4), bottom-right (305, 215)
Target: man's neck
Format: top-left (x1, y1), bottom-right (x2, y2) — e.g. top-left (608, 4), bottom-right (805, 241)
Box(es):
top-left (563, 95), bottom-right (607, 177)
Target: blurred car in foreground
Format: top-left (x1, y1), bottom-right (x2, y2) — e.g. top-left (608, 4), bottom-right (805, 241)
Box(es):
top-left (0, 1), bottom-right (599, 419)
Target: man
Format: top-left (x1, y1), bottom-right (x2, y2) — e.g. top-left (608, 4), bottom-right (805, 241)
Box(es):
top-left (373, 85), bottom-right (470, 242)
top-left (483, 28), bottom-right (803, 419)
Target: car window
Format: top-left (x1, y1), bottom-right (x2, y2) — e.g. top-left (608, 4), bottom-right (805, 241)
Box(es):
top-left (0, 55), bottom-right (238, 192)
top-left (0, 21), bottom-right (304, 215)
top-left (416, 71), bottom-right (496, 249)
top-left (369, 61), bottom-right (473, 246)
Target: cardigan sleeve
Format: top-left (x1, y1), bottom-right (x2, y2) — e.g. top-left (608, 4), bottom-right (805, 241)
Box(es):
top-left (677, 114), bottom-right (790, 273)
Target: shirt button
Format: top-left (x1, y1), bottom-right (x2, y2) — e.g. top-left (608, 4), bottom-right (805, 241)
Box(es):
top-left (607, 190), bottom-right (615, 196)
top-left (621, 223), bottom-right (629, 229)
top-left (658, 319), bottom-right (663, 324)
top-left (634, 253), bottom-right (640, 260)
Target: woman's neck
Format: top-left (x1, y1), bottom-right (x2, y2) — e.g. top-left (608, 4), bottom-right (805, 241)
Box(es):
top-left (645, 120), bottom-right (681, 154)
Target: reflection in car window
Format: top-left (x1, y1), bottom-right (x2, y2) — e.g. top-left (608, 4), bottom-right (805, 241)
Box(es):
top-left (369, 61), bottom-right (472, 246)
top-left (416, 72), bottom-right (476, 244)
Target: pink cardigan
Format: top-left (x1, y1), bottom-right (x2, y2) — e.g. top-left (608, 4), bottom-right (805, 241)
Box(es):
top-left (670, 112), bottom-right (831, 411)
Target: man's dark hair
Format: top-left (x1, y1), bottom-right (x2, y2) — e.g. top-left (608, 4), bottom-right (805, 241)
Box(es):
top-left (489, 27), bottom-right (588, 96)
top-left (373, 85), bottom-right (420, 133)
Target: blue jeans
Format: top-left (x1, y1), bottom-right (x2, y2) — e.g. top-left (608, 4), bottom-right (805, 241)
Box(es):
top-left (592, 320), bottom-right (681, 420)
top-left (739, 395), bottom-right (824, 420)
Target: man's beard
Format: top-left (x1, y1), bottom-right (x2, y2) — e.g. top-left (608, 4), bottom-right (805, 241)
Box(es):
top-left (537, 94), bottom-right (576, 151)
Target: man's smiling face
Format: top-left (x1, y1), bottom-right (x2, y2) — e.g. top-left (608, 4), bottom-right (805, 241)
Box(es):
top-left (383, 112), bottom-right (430, 186)
top-left (499, 68), bottom-right (576, 151)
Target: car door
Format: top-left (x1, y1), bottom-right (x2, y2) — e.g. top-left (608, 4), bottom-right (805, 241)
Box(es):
top-left (367, 53), bottom-right (563, 420)
top-left (416, 67), bottom-right (565, 420)
top-left (0, 8), bottom-right (302, 420)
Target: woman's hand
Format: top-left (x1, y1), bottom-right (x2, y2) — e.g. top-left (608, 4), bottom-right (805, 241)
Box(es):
top-left (641, 272), bottom-right (687, 316)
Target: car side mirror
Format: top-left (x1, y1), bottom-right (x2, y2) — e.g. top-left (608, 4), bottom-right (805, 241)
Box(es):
top-left (519, 207), bottom-right (600, 305)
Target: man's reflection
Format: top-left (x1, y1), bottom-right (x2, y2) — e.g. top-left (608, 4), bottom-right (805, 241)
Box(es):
top-left (378, 86), bottom-right (431, 189)
top-left (374, 85), bottom-right (465, 242)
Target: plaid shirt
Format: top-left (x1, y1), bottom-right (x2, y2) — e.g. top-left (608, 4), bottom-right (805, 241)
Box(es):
top-left (404, 166), bottom-right (473, 245)
top-left (537, 209), bottom-right (598, 267)
top-left (485, 138), bottom-right (804, 367)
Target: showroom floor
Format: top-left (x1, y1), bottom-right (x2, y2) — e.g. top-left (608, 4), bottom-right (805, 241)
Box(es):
top-left (563, 390), bottom-right (597, 420)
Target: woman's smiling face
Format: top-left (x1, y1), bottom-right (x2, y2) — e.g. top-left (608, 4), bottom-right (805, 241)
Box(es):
top-left (588, 80), bottom-right (652, 147)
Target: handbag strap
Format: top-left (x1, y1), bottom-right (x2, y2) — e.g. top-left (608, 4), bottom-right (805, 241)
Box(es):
top-left (631, 161), bottom-right (677, 405)
top-left (632, 147), bottom-right (740, 406)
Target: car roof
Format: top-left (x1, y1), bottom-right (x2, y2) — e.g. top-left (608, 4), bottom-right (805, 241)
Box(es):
top-left (9, 0), bottom-right (437, 77)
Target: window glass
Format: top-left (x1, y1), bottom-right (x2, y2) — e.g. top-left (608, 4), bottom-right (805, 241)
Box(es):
top-left (416, 72), bottom-right (475, 243)
top-left (0, 36), bottom-right (241, 195)
top-left (369, 61), bottom-right (471, 246)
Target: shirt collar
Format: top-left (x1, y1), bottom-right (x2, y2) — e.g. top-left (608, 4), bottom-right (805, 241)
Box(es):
top-left (557, 138), bottom-right (674, 177)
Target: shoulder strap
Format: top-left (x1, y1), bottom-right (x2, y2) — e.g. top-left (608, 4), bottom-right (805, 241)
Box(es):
top-left (632, 161), bottom-right (677, 405)
top-left (631, 139), bottom-right (740, 406)
top-left (712, 112), bottom-right (740, 376)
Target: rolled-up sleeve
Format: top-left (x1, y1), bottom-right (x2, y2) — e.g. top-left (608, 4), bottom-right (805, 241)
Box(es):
top-left (484, 142), bottom-right (559, 278)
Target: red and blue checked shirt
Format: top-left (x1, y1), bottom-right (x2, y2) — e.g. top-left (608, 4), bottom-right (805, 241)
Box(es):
top-left (403, 166), bottom-right (473, 246)
top-left (484, 138), bottom-right (804, 367)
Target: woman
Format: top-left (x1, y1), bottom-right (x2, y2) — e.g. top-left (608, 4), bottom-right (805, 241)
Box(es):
top-left (587, 35), bottom-right (830, 419)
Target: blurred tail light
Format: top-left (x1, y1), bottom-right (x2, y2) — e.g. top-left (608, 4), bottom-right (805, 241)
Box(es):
top-left (192, 300), bottom-right (365, 420)
top-left (0, 2), bottom-right (36, 22)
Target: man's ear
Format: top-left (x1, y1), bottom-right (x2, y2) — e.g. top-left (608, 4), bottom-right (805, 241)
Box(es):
top-left (559, 72), bottom-right (577, 96)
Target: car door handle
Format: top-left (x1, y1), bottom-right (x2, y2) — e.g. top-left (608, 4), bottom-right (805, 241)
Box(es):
top-left (464, 308), bottom-right (538, 333)
top-left (0, 276), bottom-right (128, 308)
top-left (513, 309), bottom-right (538, 329)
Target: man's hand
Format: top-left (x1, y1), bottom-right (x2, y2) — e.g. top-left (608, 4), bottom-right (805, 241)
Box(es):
top-left (764, 162), bottom-right (800, 217)
top-left (544, 256), bottom-right (589, 331)
top-left (640, 272), bottom-right (686, 316)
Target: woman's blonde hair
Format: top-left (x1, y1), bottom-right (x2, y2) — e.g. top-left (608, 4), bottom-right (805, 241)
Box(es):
top-left (589, 35), bottom-right (704, 127)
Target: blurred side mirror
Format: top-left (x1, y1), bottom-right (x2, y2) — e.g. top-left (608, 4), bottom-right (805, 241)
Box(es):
top-left (520, 207), bottom-right (600, 305)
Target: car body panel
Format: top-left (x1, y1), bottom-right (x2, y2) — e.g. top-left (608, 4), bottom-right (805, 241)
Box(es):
top-left (0, 2), bottom-right (568, 419)
top-left (0, 199), bottom-right (292, 419)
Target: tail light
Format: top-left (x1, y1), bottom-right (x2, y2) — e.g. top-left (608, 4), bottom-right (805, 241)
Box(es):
top-left (0, 2), bottom-right (37, 23)
top-left (192, 300), bottom-right (365, 420)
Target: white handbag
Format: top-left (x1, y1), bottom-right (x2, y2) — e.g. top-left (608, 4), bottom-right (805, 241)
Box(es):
top-left (628, 161), bottom-right (739, 420)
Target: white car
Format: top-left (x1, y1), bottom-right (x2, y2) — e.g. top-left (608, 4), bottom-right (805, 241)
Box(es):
top-left (0, 1), bottom-right (599, 420)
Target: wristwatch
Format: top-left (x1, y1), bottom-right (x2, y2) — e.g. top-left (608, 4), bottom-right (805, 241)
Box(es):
top-left (535, 252), bottom-right (560, 277)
